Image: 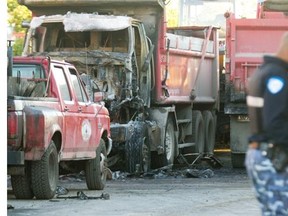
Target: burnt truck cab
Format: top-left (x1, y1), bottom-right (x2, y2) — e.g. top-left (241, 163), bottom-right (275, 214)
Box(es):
top-left (7, 55), bottom-right (111, 199)
top-left (22, 13), bottom-right (153, 107)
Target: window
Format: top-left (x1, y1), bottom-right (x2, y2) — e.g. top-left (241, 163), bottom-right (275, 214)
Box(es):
top-left (53, 66), bottom-right (71, 101)
top-left (100, 29), bottom-right (129, 52)
top-left (69, 68), bottom-right (88, 103)
top-left (56, 30), bottom-right (91, 48)
top-left (12, 64), bottom-right (45, 79)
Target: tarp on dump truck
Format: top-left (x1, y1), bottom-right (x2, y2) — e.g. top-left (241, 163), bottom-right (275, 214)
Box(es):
top-left (30, 13), bottom-right (132, 31)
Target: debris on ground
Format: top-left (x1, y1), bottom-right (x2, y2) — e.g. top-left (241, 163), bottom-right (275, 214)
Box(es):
top-left (112, 171), bottom-right (129, 180)
top-left (185, 169), bottom-right (214, 178)
top-left (55, 191), bottom-right (110, 200)
top-left (7, 204), bottom-right (14, 209)
top-left (55, 158), bottom-right (217, 186)
top-left (109, 165), bottom-right (215, 180)
top-left (56, 186), bottom-right (69, 196)
top-left (59, 171), bottom-right (85, 183)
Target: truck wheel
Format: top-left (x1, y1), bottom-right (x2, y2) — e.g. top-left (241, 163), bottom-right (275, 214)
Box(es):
top-left (151, 118), bottom-right (175, 169)
top-left (203, 111), bottom-right (215, 154)
top-left (141, 136), bottom-right (151, 173)
top-left (231, 153), bottom-right (245, 168)
top-left (125, 122), bottom-right (150, 173)
top-left (165, 118), bottom-right (176, 165)
top-left (86, 139), bottom-right (107, 190)
top-left (192, 111), bottom-right (205, 153)
top-left (31, 141), bottom-right (58, 199)
top-left (11, 163), bottom-right (34, 199)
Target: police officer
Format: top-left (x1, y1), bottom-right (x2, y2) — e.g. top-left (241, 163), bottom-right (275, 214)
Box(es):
top-left (245, 32), bottom-right (288, 215)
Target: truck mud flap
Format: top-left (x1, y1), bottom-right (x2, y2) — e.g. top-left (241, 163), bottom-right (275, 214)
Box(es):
top-left (177, 153), bottom-right (223, 169)
top-left (8, 151), bottom-right (24, 165)
top-left (202, 154), bottom-right (223, 168)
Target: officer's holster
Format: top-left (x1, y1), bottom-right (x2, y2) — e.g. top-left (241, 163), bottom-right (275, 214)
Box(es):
top-left (265, 144), bottom-right (288, 173)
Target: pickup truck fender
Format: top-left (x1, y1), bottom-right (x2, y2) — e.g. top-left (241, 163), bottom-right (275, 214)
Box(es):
top-left (23, 106), bottom-right (63, 161)
top-left (97, 112), bottom-right (112, 155)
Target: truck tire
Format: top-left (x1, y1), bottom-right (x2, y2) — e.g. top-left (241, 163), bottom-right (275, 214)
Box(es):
top-left (203, 111), bottom-right (215, 154)
top-left (164, 118), bottom-right (176, 165)
top-left (192, 111), bottom-right (205, 154)
top-left (231, 153), bottom-right (245, 168)
top-left (11, 163), bottom-right (34, 199)
top-left (31, 141), bottom-right (58, 199)
top-left (151, 117), bottom-right (175, 169)
top-left (86, 139), bottom-right (107, 190)
top-left (125, 122), bottom-right (150, 173)
top-left (141, 137), bottom-right (151, 173)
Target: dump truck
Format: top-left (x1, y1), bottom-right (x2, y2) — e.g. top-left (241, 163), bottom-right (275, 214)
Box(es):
top-left (224, 0), bottom-right (288, 167)
top-left (18, 0), bottom-right (221, 173)
top-left (7, 41), bottom-right (111, 199)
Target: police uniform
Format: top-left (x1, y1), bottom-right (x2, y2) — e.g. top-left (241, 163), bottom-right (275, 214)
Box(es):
top-left (246, 55), bottom-right (288, 215)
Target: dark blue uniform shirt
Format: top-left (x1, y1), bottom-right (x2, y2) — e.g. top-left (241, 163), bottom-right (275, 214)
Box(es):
top-left (247, 56), bottom-right (288, 146)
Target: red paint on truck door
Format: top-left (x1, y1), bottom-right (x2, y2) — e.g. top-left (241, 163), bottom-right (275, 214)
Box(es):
top-left (68, 68), bottom-right (100, 158)
top-left (52, 64), bottom-right (79, 158)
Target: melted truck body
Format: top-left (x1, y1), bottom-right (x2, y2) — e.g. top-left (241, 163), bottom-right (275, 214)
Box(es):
top-left (19, 0), bottom-right (220, 172)
top-left (7, 55), bottom-right (111, 199)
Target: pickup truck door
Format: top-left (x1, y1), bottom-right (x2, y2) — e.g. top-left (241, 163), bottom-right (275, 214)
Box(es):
top-left (52, 64), bottom-right (79, 158)
top-left (68, 68), bottom-right (101, 158)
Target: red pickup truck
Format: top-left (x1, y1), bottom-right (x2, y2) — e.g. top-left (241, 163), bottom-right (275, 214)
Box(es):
top-left (7, 55), bottom-right (112, 199)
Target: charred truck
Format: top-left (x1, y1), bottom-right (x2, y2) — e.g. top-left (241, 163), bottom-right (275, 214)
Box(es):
top-left (18, 0), bottom-right (220, 173)
top-left (7, 42), bottom-right (111, 199)
top-left (224, 0), bottom-right (288, 167)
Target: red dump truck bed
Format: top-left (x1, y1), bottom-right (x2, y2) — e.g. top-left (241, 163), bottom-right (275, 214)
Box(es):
top-left (226, 14), bottom-right (288, 102)
top-left (225, 10), bottom-right (288, 168)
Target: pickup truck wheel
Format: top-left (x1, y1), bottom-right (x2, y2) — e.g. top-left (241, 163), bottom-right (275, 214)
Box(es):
top-left (31, 141), bottom-right (58, 199)
top-left (85, 139), bottom-right (107, 190)
top-left (11, 163), bottom-right (34, 199)
top-left (203, 111), bottom-right (215, 154)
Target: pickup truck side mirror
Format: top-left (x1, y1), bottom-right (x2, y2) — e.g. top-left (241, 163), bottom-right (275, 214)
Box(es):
top-left (94, 92), bottom-right (104, 102)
